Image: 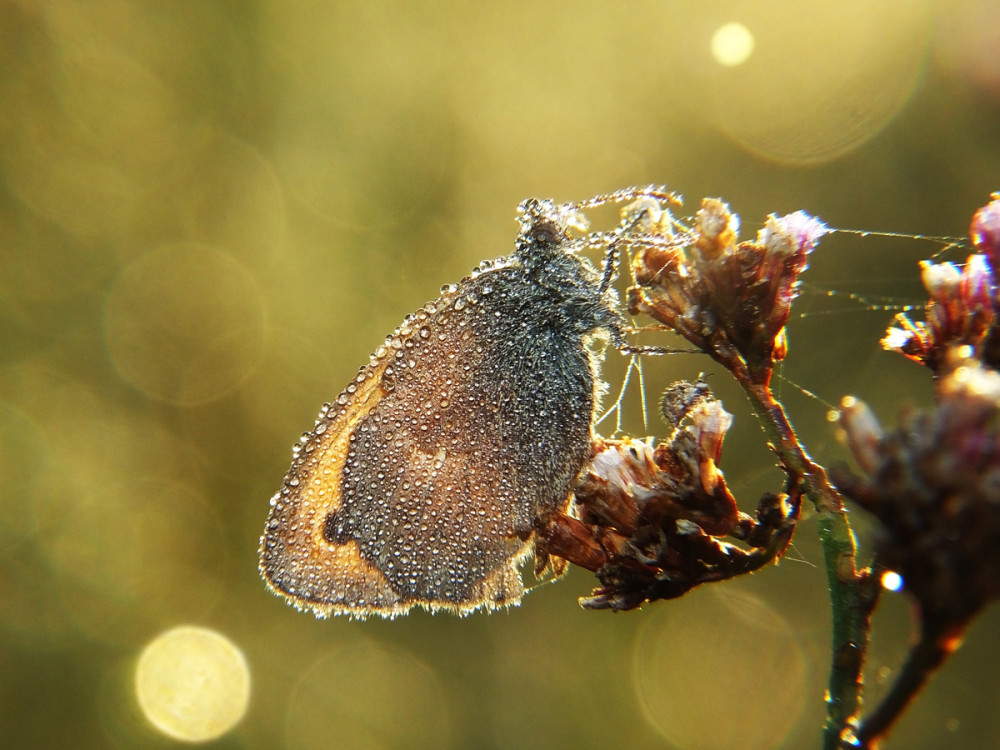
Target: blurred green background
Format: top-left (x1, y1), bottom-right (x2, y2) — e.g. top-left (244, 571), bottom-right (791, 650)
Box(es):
top-left (2, 1), bottom-right (999, 748)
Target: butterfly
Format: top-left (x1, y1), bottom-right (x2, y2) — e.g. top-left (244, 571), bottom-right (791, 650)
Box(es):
top-left (259, 187), bottom-right (678, 618)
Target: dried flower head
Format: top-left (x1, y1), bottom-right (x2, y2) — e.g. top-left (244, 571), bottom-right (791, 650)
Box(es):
top-left (834, 355), bottom-right (1000, 638)
top-left (628, 198), bottom-right (828, 386)
top-left (883, 195), bottom-right (1000, 374)
top-left (537, 380), bottom-right (801, 611)
top-left (882, 255), bottom-right (997, 373)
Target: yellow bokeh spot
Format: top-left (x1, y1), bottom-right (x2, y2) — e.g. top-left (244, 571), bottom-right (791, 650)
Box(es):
top-left (711, 22), bottom-right (755, 67)
top-left (135, 626), bottom-right (250, 742)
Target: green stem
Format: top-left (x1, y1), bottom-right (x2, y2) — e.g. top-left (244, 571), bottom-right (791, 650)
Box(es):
top-left (741, 381), bottom-right (869, 750)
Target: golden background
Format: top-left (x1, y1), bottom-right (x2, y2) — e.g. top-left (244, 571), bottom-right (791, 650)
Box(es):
top-left (1, 1), bottom-right (999, 748)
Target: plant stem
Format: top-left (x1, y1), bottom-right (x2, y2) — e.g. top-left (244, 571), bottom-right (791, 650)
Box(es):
top-left (849, 624), bottom-right (964, 748)
top-left (741, 381), bottom-right (870, 750)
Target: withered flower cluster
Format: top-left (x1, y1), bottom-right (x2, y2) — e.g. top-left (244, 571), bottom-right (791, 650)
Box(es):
top-left (837, 195), bottom-right (1000, 644)
top-left (827, 195), bottom-right (1000, 748)
top-left (541, 380), bottom-right (801, 611)
top-left (835, 357), bottom-right (1000, 641)
top-left (628, 198), bottom-right (829, 387)
top-left (883, 193), bottom-right (1000, 374)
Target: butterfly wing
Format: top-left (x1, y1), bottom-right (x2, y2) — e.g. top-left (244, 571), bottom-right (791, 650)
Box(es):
top-left (260, 265), bottom-right (544, 617)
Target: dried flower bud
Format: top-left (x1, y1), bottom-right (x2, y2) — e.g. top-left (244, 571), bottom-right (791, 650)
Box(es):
top-left (628, 197), bottom-right (827, 386)
top-left (754, 210), bottom-right (829, 337)
top-left (921, 258), bottom-right (962, 298)
top-left (970, 192), bottom-right (1000, 274)
top-left (833, 356), bottom-right (1000, 636)
top-left (537, 382), bottom-right (801, 611)
top-left (760, 210), bottom-right (829, 257)
top-left (695, 198), bottom-right (740, 260)
top-left (836, 395), bottom-right (884, 476)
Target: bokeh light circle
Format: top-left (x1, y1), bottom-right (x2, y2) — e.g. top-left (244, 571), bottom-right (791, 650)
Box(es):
top-left (662, 0), bottom-right (931, 165)
top-left (714, 1), bottom-right (929, 164)
top-left (103, 243), bottom-right (265, 406)
top-left (135, 625), bottom-right (250, 742)
top-left (711, 22), bottom-right (755, 67)
top-left (632, 589), bottom-right (810, 750)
